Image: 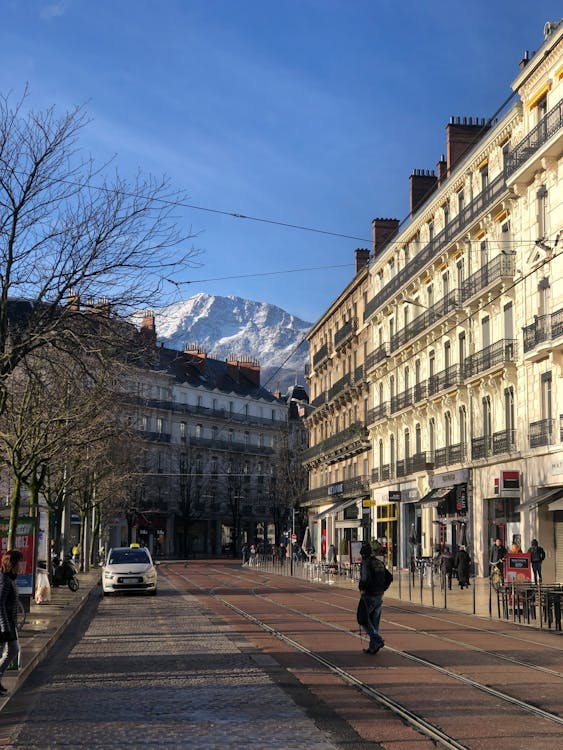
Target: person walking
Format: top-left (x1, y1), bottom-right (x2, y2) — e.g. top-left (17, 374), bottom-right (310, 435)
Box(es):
top-left (249, 544), bottom-right (256, 567)
top-left (528, 539), bottom-right (545, 584)
top-left (490, 538), bottom-right (507, 583)
top-left (0, 550), bottom-right (23, 695)
top-left (440, 546), bottom-right (454, 590)
top-left (455, 545), bottom-right (471, 589)
top-left (357, 542), bottom-right (392, 655)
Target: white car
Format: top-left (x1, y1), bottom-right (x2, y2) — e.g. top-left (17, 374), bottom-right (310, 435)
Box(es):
top-left (102, 545), bottom-right (158, 596)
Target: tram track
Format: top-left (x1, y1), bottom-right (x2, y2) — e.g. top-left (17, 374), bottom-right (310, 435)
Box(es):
top-left (165, 563), bottom-right (563, 749)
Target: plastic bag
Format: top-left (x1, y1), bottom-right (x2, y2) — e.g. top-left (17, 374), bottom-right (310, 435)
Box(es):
top-left (35, 568), bottom-right (51, 603)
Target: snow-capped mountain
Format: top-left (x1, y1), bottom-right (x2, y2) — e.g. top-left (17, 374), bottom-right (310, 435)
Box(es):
top-left (152, 293), bottom-right (311, 393)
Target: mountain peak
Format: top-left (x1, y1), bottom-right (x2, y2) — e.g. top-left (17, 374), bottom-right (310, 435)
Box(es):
top-left (152, 294), bottom-right (311, 391)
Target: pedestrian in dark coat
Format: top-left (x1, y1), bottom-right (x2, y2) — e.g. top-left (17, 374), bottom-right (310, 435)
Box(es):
top-left (455, 545), bottom-right (471, 589)
top-left (0, 550), bottom-right (23, 695)
top-left (528, 539), bottom-right (546, 584)
top-left (357, 542), bottom-right (391, 655)
top-left (440, 546), bottom-right (454, 590)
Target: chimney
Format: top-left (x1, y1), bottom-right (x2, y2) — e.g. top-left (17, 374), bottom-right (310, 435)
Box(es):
top-left (184, 343), bottom-right (207, 371)
top-left (354, 248), bottom-right (370, 273)
top-left (371, 218), bottom-right (399, 259)
top-left (140, 310), bottom-right (157, 347)
top-left (226, 355), bottom-right (260, 387)
top-left (410, 169), bottom-right (437, 216)
top-left (446, 116), bottom-right (491, 176)
top-left (519, 50), bottom-right (530, 70)
top-left (436, 155), bottom-right (448, 187)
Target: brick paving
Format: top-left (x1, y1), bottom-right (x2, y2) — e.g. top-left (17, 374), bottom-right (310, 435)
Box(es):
top-left (0, 573), bottom-right (341, 749)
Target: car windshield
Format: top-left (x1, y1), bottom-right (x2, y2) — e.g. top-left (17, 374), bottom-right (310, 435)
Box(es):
top-left (109, 549), bottom-right (150, 565)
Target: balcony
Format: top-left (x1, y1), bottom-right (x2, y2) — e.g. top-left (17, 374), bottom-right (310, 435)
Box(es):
top-left (329, 373), bottom-right (351, 402)
top-left (363, 172), bottom-right (507, 323)
top-left (390, 388), bottom-right (412, 415)
top-left (140, 431), bottom-right (171, 443)
top-left (310, 391), bottom-right (328, 409)
top-left (305, 475), bottom-right (370, 505)
top-left (365, 344), bottom-right (389, 372)
top-left (506, 97), bottom-right (563, 179)
top-left (529, 419), bottom-right (556, 449)
top-left (523, 307), bottom-right (563, 354)
top-left (427, 363), bottom-right (462, 397)
top-left (189, 435), bottom-right (274, 455)
top-left (313, 342), bottom-right (330, 369)
top-left (390, 289), bottom-right (463, 353)
top-left (472, 429), bottom-right (517, 459)
top-left (462, 253), bottom-right (516, 303)
top-left (334, 317), bottom-right (357, 351)
top-left (302, 421), bottom-right (370, 464)
top-left (463, 339), bottom-right (516, 380)
top-left (372, 464), bottom-right (392, 483)
top-left (433, 442), bottom-right (466, 468)
top-left (367, 402), bottom-right (389, 425)
top-left (492, 429), bottom-right (517, 454)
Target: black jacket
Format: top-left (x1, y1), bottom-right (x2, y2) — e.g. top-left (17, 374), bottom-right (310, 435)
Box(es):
top-left (0, 572), bottom-right (18, 641)
top-left (359, 556), bottom-right (387, 595)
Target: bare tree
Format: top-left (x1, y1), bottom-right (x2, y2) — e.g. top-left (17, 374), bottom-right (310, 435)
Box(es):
top-left (0, 89), bottom-right (200, 414)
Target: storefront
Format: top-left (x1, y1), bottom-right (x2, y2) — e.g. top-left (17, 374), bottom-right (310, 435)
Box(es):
top-left (420, 469), bottom-right (470, 555)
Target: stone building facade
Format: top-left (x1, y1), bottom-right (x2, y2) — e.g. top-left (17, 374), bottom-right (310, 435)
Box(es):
top-left (305, 20), bottom-right (563, 580)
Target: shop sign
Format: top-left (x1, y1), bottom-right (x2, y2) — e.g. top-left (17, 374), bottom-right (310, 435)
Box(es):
top-left (429, 469), bottom-right (469, 489)
top-left (388, 490), bottom-right (401, 502)
top-left (493, 470), bottom-right (520, 498)
top-left (328, 482), bottom-right (343, 496)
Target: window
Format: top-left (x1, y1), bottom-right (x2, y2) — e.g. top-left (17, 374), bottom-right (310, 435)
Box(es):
top-left (390, 434), bottom-right (395, 470)
top-left (426, 284), bottom-right (434, 309)
top-left (457, 259), bottom-right (464, 289)
top-left (458, 189), bottom-right (465, 213)
top-left (156, 417), bottom-right (163, 434)
top-left (228, 428), bottom-right (234, 442)
top-left (140, 415), bottom-right (148, 431)
top-left (541, 372), bottom-right (552, 422)
top-left (415, 424), bottom-right (422, 454)
top-left (379, 439), bottom-right (384, 468)
top-left (428, 220), bottom-right (434, 242)
top-left (442, 270), bottom-right (449, 299)
top-left (404, 366), bottom-right (410, 391)
top-left (480, 240), bottom-right (488, 268)
top-left (180, 421), bottom-right (186, 439)
top-left (459, 332), bottom-right (466, 367)
top-left (212, 426), bottom-right (218, 441)
top-left (538, 278), bottom-right (550, 316)
top-left (197, 395), bottom-right (202, 408)
top-left (504, 387), bottom-right (515, 437)
top-left (404, 429), bottom-right (410, 461)
top-left (444, 341), bottom-right (451, 370)
top-left (195, 423), bottom-right (202, 438)
top-left (443, 202), bottom-right (449, 226)
top-left (504, 302), bottom-right (513, 340)
top-left (244, 431), bottom-right (250, 447)
top-left (483, 396), bottom-right (492, 439)
top-left (482, 316), bottom-right (490, 349)
top-left (536, 186), bottom-right (548, 239)
top-left (480, 164), bottom-right (488, 191)
top-left (445, 411), bottom-right (452, 448)
top-left (429, 418), bottom-right (435, 457)
top-left (459, 406), bottom-right (467, 449)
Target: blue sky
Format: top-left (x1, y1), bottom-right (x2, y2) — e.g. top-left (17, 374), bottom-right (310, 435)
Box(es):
top-left (1, 1), bottom-right (562, 322)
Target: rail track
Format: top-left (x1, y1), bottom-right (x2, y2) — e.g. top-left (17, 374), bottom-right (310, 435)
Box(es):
top-left (163, 561), bottom-right (563, 750)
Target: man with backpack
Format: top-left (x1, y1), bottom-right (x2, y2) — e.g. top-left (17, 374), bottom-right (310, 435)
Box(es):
top-left (528, 539), bottom-right (546, 584)
top-left (357, 541), bottom-right (393, 655)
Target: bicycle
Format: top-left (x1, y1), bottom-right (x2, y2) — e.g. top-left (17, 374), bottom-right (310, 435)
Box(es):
top-left (489, 560), bottom-right (504, 591)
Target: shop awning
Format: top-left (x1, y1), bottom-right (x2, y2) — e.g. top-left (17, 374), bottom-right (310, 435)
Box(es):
top-left (419, 486), bottom-right (454, 508)
top-left (517, 486), bottom-right (563, 511)
top-left (314, 497), bottom-right (359, 521)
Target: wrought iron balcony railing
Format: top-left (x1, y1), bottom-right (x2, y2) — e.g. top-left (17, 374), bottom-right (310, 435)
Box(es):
top-left (390, 289), bottom-right (463, 352)
top-left (433, 442), bottom-right (466, 468)
top-left (463, 339), bottom-right (516, 379)
top-left (365, 344), bottom-right (389, 371)
top-left (334, 317), bottom-right (357, 350)
top-left (529, 418), bottom-right (555, 449)
top-left (523, 307), bottom-right (563, 353)
top-left (367, 402), bottom-right (389, 424)
top-left (461, 253), bottom-right (516, 303)
top-left (313, 342), bottom-right (330, 369)
top-left (505, 97), bottom-right (563, 176)
top-left (363, 172), bottom-right (507, 323)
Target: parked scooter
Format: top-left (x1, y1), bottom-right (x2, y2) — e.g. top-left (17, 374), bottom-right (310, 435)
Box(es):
top-left (52, 554), bottom-right (80, 591)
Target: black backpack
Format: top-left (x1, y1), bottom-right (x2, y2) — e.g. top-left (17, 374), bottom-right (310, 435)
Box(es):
top-left (367, 558), bottom-right (393, 592)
